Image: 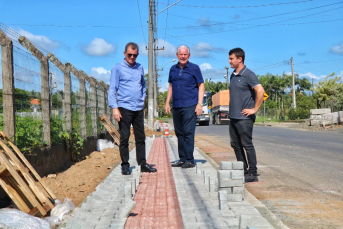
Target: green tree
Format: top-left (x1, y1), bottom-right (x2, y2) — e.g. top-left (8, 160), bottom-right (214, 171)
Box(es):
top-left (313, 73), bottom-right (343, 109)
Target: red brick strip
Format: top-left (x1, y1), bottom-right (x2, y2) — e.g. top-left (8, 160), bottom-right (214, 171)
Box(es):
top-left (125, 137), bottom-right (184, 229)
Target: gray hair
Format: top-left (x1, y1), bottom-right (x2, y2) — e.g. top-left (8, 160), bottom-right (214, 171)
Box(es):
top-left (177, 45), bottom-right (190, 54)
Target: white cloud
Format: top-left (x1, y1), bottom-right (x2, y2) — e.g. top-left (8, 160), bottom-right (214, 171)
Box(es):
top-left (191, 42), bottom-right (226, 58)
top-left (140, 40), bottom-right (226, 58)
top-left (90, 67), bottom-right (111, 84)
top-left (331, 43), bottom-right (343, 55)
top-left (299, 72), bottom-right (326, 80)
top-left (140, 39), bottom-right (176, 57)
top-left (17, 29), bottom-right (59, 51)
top-left (199, 63), bottom-right (213, 71)
top-left (199, 62), bottom-right (227, 81)
top-left (83, 38), bottom-right (115, 56)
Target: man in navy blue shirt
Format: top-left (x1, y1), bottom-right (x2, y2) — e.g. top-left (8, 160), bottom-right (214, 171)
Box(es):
top-left (108, 42), bottom-right (156, 175)
top-left (165, 45), bottom-right (205, 168)
top-left (229, 48), bottom-right (265, 182)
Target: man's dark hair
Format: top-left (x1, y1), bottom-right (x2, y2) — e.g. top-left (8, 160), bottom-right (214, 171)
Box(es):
top-left (125, 42), bottom-right (139, 53)
top-left (229, 48), bottom-right (245, 63)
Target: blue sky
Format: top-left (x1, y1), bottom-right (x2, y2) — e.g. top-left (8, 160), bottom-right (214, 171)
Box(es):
top-left (1, 0), bottom-right (343, 91)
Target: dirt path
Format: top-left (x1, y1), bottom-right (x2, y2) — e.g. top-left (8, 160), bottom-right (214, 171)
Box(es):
top-left (40, 129), bottom-right (174, 207)
top-left (195, 134), bottom-right (343, 229)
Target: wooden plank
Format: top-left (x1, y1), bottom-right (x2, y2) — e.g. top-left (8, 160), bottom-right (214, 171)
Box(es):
top-left (0, 139), bottom-right (54, 209)
top-left (28, 204), bottom-right (51, 217)
top-left (0, 150), bottom-right (47, 216)
top-left (100, 114), bottom-right (120, 145)
top-left (0, 178), bottom-right (31, 212)
top-left (0, 131), bottom-right (57, 200)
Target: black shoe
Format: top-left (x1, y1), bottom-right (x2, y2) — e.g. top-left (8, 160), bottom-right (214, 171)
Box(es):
top-left (244, 170), bottom-right (260, 176)
top-left (171, 161), bottom-right (184, 167)
top-left (141, 163), bottom-right (157, 173)
top-left (121, 165), bottom-right (131, 175)
top-left (245, 173), bottom-right (259, 183)
top-left (181, 161), bottom-right (195, 168)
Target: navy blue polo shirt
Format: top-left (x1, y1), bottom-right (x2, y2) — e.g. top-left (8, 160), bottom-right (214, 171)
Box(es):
top-left (168, 61), bottom-right (204, 108)
top-left (229, 66), bottom-right (260, 120)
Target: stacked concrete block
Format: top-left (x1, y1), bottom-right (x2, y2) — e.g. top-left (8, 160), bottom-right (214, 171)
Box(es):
top-left (218, 161), bottom-right (245, 202)
top-left (218, 190), bottom-right (228, 210)
top-left (196, 162), bottom-right (202, 174)
top-left (203, 170), bottom-right (208, 184)
top-left (209, 176), bottom-right (216, 192)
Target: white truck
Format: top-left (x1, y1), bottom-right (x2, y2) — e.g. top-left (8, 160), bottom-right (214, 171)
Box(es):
top-left (211, 90), bottom-right (230, 125)
top-left (197, 91), bottom-right (210, 126)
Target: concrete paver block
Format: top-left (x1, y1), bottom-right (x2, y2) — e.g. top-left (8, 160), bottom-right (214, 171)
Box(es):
top-left (231, 170), bottom-right (244, 180)
top-left (196, 162), bottom-right (202, 174)
top-left (203, 170), bottom-right (208, 184)
top-left (239, 215), bottom-right (252, 229)
top-left (218, 179), bottom-right (244, 188)
top-left (217, 170), bottom-right (231, 179)
top-left (219, 187), bottom-right (233, 194)
top-left (228, 194), bottom-right (244, 202)
top-left (232, 187), bottom-right (245, 194)
top-left (220, 161), bottom-right (233, 170)
top-left (218, 190), bottom-right (228, 200)
top-left (232, 161), bottom-right (244, 170)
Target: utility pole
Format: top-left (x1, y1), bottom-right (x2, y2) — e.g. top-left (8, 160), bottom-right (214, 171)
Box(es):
top-left (291, 57), bottom-right (296, 109)
top-left (148, 0), bottom-right (154, 129)
top-left (154, 43), bottom-right (158, 117)
top-left (225, 66), bottom-right (229, 90)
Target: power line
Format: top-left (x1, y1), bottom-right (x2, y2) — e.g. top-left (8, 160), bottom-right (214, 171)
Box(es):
top-left (158, 0), bottom-right (313, 8)
top-left (166, 5), bottom-right (343, 37)
top-left (137, 0), bottom-right (147, 46)
top-left (3, 23), bottom-right (142, 29)
top-left (164, 2), bottom-right (343, 31)
top-left (296, 58), bottom-right (343, 64)
top-left (167, 14), bottom-right (343, 27)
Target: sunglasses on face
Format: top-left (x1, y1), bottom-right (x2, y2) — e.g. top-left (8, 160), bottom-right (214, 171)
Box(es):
top-left (127, 53), bottom-right (138, 58)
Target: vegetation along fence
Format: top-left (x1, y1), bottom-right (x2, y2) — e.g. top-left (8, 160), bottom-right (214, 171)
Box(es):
top-left (0, 25), bottom-right (114, 161)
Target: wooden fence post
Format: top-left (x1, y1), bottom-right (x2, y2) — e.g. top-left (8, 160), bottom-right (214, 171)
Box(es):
top-left (18, 36), bottom-right (50, 146)
top-left (0, 29), bottom-right (15, 140)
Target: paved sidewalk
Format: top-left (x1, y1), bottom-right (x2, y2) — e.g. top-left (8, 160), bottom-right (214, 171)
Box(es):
top-left (61, 136), bottom-right (276, 229)
top-left (125, 138), bottom-right (183, 229)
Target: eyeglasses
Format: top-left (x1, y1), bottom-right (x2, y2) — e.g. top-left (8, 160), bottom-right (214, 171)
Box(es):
top-left (179, 68), bottom-right (183, 76)
top-left (127, 53), bottom-right (138, 58)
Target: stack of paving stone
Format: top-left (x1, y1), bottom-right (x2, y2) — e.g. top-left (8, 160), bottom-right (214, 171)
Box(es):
top-left (61, 166), bottom-right (141, 229)
top-left (217, 161), bottom-right (245, 205)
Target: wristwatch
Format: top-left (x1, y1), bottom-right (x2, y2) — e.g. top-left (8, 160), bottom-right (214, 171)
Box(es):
top-left (198, 103), bottom-right (203, 107)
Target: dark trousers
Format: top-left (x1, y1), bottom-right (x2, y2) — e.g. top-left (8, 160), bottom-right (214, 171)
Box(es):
top-left (172, 105), bottom-right (197, 163)
top-left (118, 107), bottom-right (146, 167)
top-left (229, 118), bottom-right (258, 175)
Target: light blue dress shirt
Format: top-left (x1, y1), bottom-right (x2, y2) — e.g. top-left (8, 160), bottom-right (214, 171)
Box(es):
top-left (108, 60), bottom-right (146, 111)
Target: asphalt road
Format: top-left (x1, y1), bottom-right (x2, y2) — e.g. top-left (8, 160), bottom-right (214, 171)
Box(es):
top-left (195, 122), bottom-right (343, 228)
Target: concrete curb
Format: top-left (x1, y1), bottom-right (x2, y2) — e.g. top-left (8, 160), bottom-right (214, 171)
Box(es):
top-left (195, 146), bottom-right (289, 229)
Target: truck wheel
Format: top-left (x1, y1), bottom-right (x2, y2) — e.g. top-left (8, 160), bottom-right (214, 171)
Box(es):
top-left (217, 114), bottom-right (221, 125)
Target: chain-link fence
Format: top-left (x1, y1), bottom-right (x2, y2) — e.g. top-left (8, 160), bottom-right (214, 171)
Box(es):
top-left (0, 26), bottom-right (112, 152)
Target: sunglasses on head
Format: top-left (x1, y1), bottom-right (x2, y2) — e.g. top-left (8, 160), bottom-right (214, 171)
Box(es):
top-left (127, 53), bottom-right (138, 58)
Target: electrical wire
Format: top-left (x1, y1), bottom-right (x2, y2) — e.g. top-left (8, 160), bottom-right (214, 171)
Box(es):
top-left (164, 2), bottom-right (343, 31)
top-left (167, 14), bottom-right (343, 28)
top-left (137, 0), bottom-right (147, 46)
top-left (157, 0), bottom-right (313, 8)
top-left (166, 5), bottom-right (343, 37)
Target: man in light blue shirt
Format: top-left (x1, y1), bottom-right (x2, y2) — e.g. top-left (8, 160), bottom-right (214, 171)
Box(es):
top-left (108, 42), bottom-right (156, 175)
